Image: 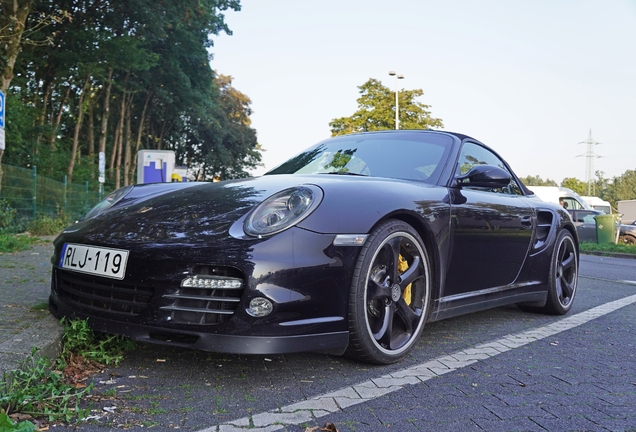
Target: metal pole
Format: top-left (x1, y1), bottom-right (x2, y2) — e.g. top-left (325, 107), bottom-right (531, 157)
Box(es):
top-left (32, 166), bottom-right (37, 220)
top-left (389, 71), bottom-right (405, 130)
top-left (395, 81), bottom-right (399, 130)
top-left (63, 175), bottom-right (68, 217)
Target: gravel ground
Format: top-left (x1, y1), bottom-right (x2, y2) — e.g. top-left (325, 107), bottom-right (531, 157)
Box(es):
top-left (0, 237), bottom-right (56, 344)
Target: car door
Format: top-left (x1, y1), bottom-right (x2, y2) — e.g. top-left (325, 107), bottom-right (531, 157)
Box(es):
top-left (445, 142), bottom-right (534, 296)
top-left (569, 210), bottom-right (599, 242)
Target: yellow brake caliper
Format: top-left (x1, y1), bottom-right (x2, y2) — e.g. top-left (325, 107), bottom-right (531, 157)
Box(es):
top-left (398, 254), bottom-right (412, 305)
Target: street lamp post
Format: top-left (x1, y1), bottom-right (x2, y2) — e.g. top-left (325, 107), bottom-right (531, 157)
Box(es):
top-left (388, 71), bottom-right (404, 130)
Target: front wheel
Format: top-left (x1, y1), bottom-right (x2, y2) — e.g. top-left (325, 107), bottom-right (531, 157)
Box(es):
top-left (346, 220), bottom-right (431, 364)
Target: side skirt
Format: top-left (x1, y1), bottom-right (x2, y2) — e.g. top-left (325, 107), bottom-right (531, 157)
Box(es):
top-left (429, 283), bottom-right (547, 322)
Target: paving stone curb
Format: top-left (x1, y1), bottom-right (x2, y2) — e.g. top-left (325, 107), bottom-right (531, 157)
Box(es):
top-left (0, 313), bottom-right (64, 377)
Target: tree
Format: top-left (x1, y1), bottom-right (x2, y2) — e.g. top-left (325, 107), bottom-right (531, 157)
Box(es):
top-left (1, 0), bottom-right (261, 192)
top-left (561, 177), bottom-right (586, 195)
top-left (0, 0), bottom-right (33, 92)
top-left (329, 78), bottom-right (443, 136)
top-left (603, 169), bottom-right (636, 206)
top-left (180, 74), bottom-right (262, 181)
top-left (0, 1), bottom-right (70, 182)
top-left (520, 175), bottom-right (558, 187)
top-left (0, 0), bottom-right (38, 185)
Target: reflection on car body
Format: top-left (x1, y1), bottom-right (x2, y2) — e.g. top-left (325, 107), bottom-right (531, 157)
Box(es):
top-left (49, 130), bottom-right (580, 364)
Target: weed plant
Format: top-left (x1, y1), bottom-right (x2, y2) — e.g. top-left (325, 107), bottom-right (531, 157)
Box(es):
top-left (0, 200), bottom-right (18, 233)
top-left (26, 214), bottom-right (68, 237)
top-left (0, 351), bottom-right (92, 424)
top-left (1, 319), bottom-right (136, 427)
top-left (58, 318), bottom-right (136, 368)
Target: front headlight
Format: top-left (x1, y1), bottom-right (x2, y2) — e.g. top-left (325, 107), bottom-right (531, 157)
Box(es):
top-left (244, 185), bottom-right (323, 237)
top-left (83, 185), bottom-right (134, 220)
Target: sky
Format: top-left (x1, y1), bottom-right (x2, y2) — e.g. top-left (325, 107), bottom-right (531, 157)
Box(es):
top-left (209, 0), bottom-right (636, 185)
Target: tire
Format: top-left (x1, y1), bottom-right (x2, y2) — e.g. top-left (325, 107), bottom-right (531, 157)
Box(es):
top-left (346, 219), bottom-right (431, 364)
top-left (622, 235), bottom-right (636, 245)
top-left (521, 229), bottom-right (578, 315)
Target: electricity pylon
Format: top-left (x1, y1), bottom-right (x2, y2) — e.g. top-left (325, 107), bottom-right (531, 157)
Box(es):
top-left (577, 129), bottom-right (601, 195)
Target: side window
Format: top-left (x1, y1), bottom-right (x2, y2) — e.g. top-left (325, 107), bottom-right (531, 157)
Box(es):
top-left (582, 214), bottom-right (596, 224)
top-left (456, 142), bottom-right (523, 195)
top-left (561, 197), bottom-right (583, 210)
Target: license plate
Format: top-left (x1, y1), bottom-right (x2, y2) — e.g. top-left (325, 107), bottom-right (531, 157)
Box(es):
top-left (60, 243), bottom-right (129, 280)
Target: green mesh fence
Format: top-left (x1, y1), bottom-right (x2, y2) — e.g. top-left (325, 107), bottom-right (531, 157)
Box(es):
top-left (0, 164), bottom-right (106, 226)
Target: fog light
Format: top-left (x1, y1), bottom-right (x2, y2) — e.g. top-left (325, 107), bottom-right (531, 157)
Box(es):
top-left (247, 297), bottom-right (273, 317)
top-left (181, 275), bottom-right (243, 289)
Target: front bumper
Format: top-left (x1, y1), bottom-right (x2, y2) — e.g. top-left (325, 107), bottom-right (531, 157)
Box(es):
top-left (49, 226), bottom-right (360, 355)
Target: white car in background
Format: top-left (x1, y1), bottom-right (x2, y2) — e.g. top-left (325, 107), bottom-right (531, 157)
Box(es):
top-left (529, 186), bottom-right (602, 243)
top-left (581, 196), bottom-right (613, 214)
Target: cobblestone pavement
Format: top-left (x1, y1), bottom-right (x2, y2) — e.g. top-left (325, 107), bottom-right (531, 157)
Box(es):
top-left (2, 240), bottom-right (636, 431)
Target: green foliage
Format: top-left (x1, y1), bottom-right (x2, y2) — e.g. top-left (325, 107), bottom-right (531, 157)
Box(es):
top-left (25, 214), bottom-right (68, 236)
top-left (59, 318), bottom-right (135, 367)
top-left (561, 177), bottom-right (587, 195)
top-left (580, 241), bottom-right (636, 255)
top-left (520, 175), bottom-right (557, 187)
top-left (0, 200), bottom-right (18, 234)
top-left (329, 78), bottom-right (443, 136)
top-left (0, 412), bottom-right (35, 431)
top-left (0, 234), bottom-right (38, 253)
top-left (4, 0), bottom-right (258, 187)
top-left (602, 170), bottom-right (636, 206)
top-left (0, 351), bottom-right (92, 423)
top-left (0, 319), bottom-right (135, 425)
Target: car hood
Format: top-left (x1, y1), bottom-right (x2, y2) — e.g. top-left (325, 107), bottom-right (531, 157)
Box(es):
top-left (59, 174), bottom-right (443, 246)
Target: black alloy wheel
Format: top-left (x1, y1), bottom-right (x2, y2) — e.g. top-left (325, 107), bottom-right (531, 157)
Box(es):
top-left (346, 219), bottom-right (431, 364)
top-left (543, 229), bottom-right (578, 315)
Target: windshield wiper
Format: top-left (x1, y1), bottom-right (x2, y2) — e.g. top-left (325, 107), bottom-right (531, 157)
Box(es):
top-left (321, 172), bottom-right (368, 176)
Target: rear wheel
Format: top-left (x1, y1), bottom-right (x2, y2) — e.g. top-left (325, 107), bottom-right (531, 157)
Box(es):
top-left (545, 230), bottom-right (578, 314)
top-left (520, 229), bottom-right (578, 315)
top-left (346, 220), bottom-right (431, 364)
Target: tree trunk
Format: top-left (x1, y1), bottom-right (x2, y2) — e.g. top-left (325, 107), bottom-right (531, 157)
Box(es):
top-left (67, 76), bottom-right (90, 183)
top-left (0, 0), bottom-right (38, 192)
top-left (112, 91), bottom-right (126, 189)
top-left (87, 102), bottom-right (95, 157)
top-left (123, 92), bottom-right (133, 186)
top-left (129, 90), bottom-right (152, 184)
top-left (49, 85), bottom-right (71, 149)
top-left (35, 79), bottom-right (52, 147)
top-left (0, 0), bottom-right (33, 93)
top-left (97, 68), bottom-right (113, 155)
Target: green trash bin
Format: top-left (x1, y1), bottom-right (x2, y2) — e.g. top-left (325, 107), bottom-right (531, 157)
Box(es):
top-left (594, 214), bottom-right (616, 244)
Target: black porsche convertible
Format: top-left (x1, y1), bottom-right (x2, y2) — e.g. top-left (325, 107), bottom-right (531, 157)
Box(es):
top-left (49, 130), bottom-right (579, 364)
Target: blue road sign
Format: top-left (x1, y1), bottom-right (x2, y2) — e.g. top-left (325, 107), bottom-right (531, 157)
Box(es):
top-left (0, 91), bottom-right (5, 129)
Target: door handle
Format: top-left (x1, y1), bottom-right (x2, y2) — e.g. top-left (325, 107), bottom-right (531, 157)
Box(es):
top-left (520, 215), bottom-right (533, 229)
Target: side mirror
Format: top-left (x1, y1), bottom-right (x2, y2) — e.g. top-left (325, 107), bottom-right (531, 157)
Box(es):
top-left (455, 165), bottom-right (511, 188)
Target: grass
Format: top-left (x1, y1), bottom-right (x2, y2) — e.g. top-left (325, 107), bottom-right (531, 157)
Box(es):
top-left (0, 234), bottom-right (39, 253)
top-left (580, 241), bottom-right (636, 256)
top-left (0, 319), bottom-right (136, 428)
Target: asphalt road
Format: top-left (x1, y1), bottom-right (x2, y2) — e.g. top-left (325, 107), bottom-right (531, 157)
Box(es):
top-left (38, 254), bottom-right (636, 431)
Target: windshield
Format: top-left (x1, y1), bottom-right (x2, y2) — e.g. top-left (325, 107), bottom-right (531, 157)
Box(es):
top-left (266, 132), bottom-right (453, 184)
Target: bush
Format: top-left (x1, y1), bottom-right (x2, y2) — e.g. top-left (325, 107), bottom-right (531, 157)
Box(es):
top-left (25, 214), bottom-right (68, 236)
top-left (0, 199), bottom-right (18, 233)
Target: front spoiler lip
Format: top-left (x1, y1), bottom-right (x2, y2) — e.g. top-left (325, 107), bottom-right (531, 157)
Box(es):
top-left (49, 296), bottom-right (349, 356)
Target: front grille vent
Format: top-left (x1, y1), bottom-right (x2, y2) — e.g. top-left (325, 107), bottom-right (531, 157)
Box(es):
top-left (56, 269), bottom-right (153, 316)
top-left (160, 265), bottom-right (245, 325)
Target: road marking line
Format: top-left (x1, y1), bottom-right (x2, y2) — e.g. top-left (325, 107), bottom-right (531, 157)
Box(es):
top-left (201, 294), bottom-right (636, 432)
